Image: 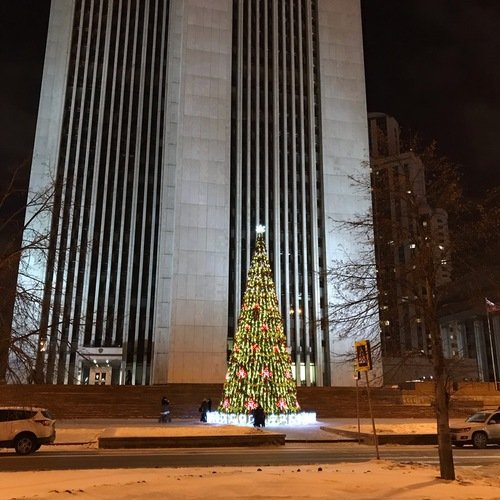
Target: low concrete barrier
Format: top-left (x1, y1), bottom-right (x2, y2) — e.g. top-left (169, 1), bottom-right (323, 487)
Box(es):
top-left (98, 432), bottom-right (286, 449)
top-left (324, 427), bottom-right (437, 445)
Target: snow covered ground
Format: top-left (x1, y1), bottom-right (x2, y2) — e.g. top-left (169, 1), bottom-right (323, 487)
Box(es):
top-left (336, 422), bottom-right (438, 434)
top-left (1, 420), bottom-right (500, 499)
top-left (2, 461), bottom-right (500, 499)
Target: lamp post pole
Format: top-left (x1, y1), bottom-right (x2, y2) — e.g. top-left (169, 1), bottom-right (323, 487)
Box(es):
top-left (486, 311), bottom-right (499, 390)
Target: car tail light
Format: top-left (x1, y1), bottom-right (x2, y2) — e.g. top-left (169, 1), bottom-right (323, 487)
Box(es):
top-left (35, 419), bottom-right (52, 426)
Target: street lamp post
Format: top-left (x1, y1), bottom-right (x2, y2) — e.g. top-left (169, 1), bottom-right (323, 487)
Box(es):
top-left (486, 311), bottom-right (499, 390)
top-left (485, 298), bottom-right (500, 391)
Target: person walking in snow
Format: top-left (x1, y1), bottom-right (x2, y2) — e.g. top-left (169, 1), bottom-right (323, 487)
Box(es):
top-left (159, 396), bottom-right (171, 423)
top-left (199, 399), bottom-right (209, 422)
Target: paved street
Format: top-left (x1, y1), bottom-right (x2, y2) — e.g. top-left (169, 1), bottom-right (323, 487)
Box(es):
top-left (1, 443), bottom-right (500, 472)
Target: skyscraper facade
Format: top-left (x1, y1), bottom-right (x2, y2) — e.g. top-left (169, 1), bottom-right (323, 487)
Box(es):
top-left (368, 113), bottom-right (456, 383)
top-left (25, 0), bottom-right (371, 386)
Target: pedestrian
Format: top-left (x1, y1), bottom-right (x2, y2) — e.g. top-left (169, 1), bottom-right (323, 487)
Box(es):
top-left (199, 399), bottom-right (209, 422)
top-left (207, 398), bottom-right (212, 412)
top-left (159, 396), bottom-right (171, 423)
top-left (252, 404), bottom-right (266, 428)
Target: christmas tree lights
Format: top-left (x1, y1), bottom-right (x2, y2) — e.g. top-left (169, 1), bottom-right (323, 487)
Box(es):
top-left (218, 226), bottom-right (300, 417)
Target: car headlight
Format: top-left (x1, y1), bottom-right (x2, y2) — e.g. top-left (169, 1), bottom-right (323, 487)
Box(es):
top-left (452, 427), bottom-right (471, 433)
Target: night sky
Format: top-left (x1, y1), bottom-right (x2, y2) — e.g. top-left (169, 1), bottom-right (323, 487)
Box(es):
top-left (1, 1), bottom-right (499, 198)
top-left (362, 1), bottom-right (500, 198)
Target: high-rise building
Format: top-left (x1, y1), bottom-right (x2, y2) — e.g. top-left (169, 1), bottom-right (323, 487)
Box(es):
top-left (368, 112), bottom-right (454, 383)
top-left (23, 0), bottom-right (372, 386)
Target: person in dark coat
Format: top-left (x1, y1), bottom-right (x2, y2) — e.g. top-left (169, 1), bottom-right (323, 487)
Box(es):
top-left (252, 404), bottom-right (266, 428)
top-left (199, 399), bottom-right (209, 422)
top-left (159, 396), bottom-right (171, 423)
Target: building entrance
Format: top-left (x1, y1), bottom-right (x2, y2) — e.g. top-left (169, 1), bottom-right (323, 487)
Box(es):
top-left (89, 366), bottom-right (112, 385)
top-left (77, 347), bottom-right (124, 385)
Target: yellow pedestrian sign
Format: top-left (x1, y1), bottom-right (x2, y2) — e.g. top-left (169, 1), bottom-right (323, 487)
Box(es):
top-left (355, 340), bottom-right (372, 372)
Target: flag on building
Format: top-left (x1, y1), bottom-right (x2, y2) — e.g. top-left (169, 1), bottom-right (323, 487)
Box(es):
top-left (485, 298), bottom-right (500, 313)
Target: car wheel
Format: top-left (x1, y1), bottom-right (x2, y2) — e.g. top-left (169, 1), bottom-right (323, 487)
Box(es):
top-left (472, 431), bottom-right (488, 449)
top-left (14, 434), bottom-right (37, 455)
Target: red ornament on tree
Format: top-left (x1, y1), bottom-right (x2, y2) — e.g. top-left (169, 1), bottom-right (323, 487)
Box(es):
top-left (245, 399), bottom-right (258, 411)
top-left (252, 303), bottom-right (260, 319)
top-left (276, 398), bottom-right (288, 410)
top-left (261, 366), bottom-right (272, 379)
top-left (237, 367), bottom-right (247, 379)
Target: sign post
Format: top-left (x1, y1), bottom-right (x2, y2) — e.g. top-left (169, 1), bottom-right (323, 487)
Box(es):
top-left (485, 299), bottom-right (499, 391)
top-left (354, 366), bottom-right (361, 443)
top-left (355, 340), bottom-right (379, 459)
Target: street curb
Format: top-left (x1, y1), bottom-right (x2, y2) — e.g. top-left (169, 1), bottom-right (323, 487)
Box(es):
top-left (98, 433), bottom-right (286, 449)
top-left (285, 438), bottom-right (356, 443)
top-left (325, 427), bottom-right (437, 445)
top-left (51, 442), bottom-right (95, 446)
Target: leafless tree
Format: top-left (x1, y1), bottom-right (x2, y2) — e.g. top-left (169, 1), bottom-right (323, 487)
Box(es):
top-left (327, 138), bottom-right (475, 480)
top-left (0, 162), bottom-right (57, 383)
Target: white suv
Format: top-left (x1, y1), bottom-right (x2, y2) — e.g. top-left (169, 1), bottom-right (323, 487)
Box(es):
top-left (450, 408), bottom-right (500, 448)
top-left (0, 407), bottom-right (56, 455)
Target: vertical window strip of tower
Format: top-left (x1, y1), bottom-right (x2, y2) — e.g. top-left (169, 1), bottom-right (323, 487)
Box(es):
top-left (101, 0), bottom-right (127, 352)
top-left (277, 0), bottom-right (290, 369)
top-left (229, 0), bottom-right (326, 386)
top-left (118, 0), bottom-right (144, 380)
top-left (306, 0), bottom-right (324, 383)
top-left (312, 0), bottom-right (329, 385)
top-left (114, 0), bottom-right (140, 377)
top-left (39, 0), bottom-right (170, 384)
top-left (227, 3), bottom-right (239, 342)
top-left (71, 0), bottom-right (113, 380)
top-left (45, 0), bottom-right (106, 383)
top-left (146, 0), bottom-right (169, 385)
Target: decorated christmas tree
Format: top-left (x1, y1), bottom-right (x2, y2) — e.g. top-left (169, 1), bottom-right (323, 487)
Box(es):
top-left (219, 226), bottom-right (300, 416)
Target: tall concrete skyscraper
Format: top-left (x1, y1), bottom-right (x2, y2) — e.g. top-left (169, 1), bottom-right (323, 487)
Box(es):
top-left (368, 113), bottom-right (453, 384)
top-left (25, 0), bottom-right (372, 386)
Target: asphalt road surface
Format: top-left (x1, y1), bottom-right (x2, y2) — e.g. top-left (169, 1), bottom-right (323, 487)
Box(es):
top-left (1, 444), bottom-right (500, 472)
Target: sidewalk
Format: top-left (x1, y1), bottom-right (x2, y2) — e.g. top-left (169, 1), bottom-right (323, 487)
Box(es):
top-left (52, 417), bottom-right (438, 448)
